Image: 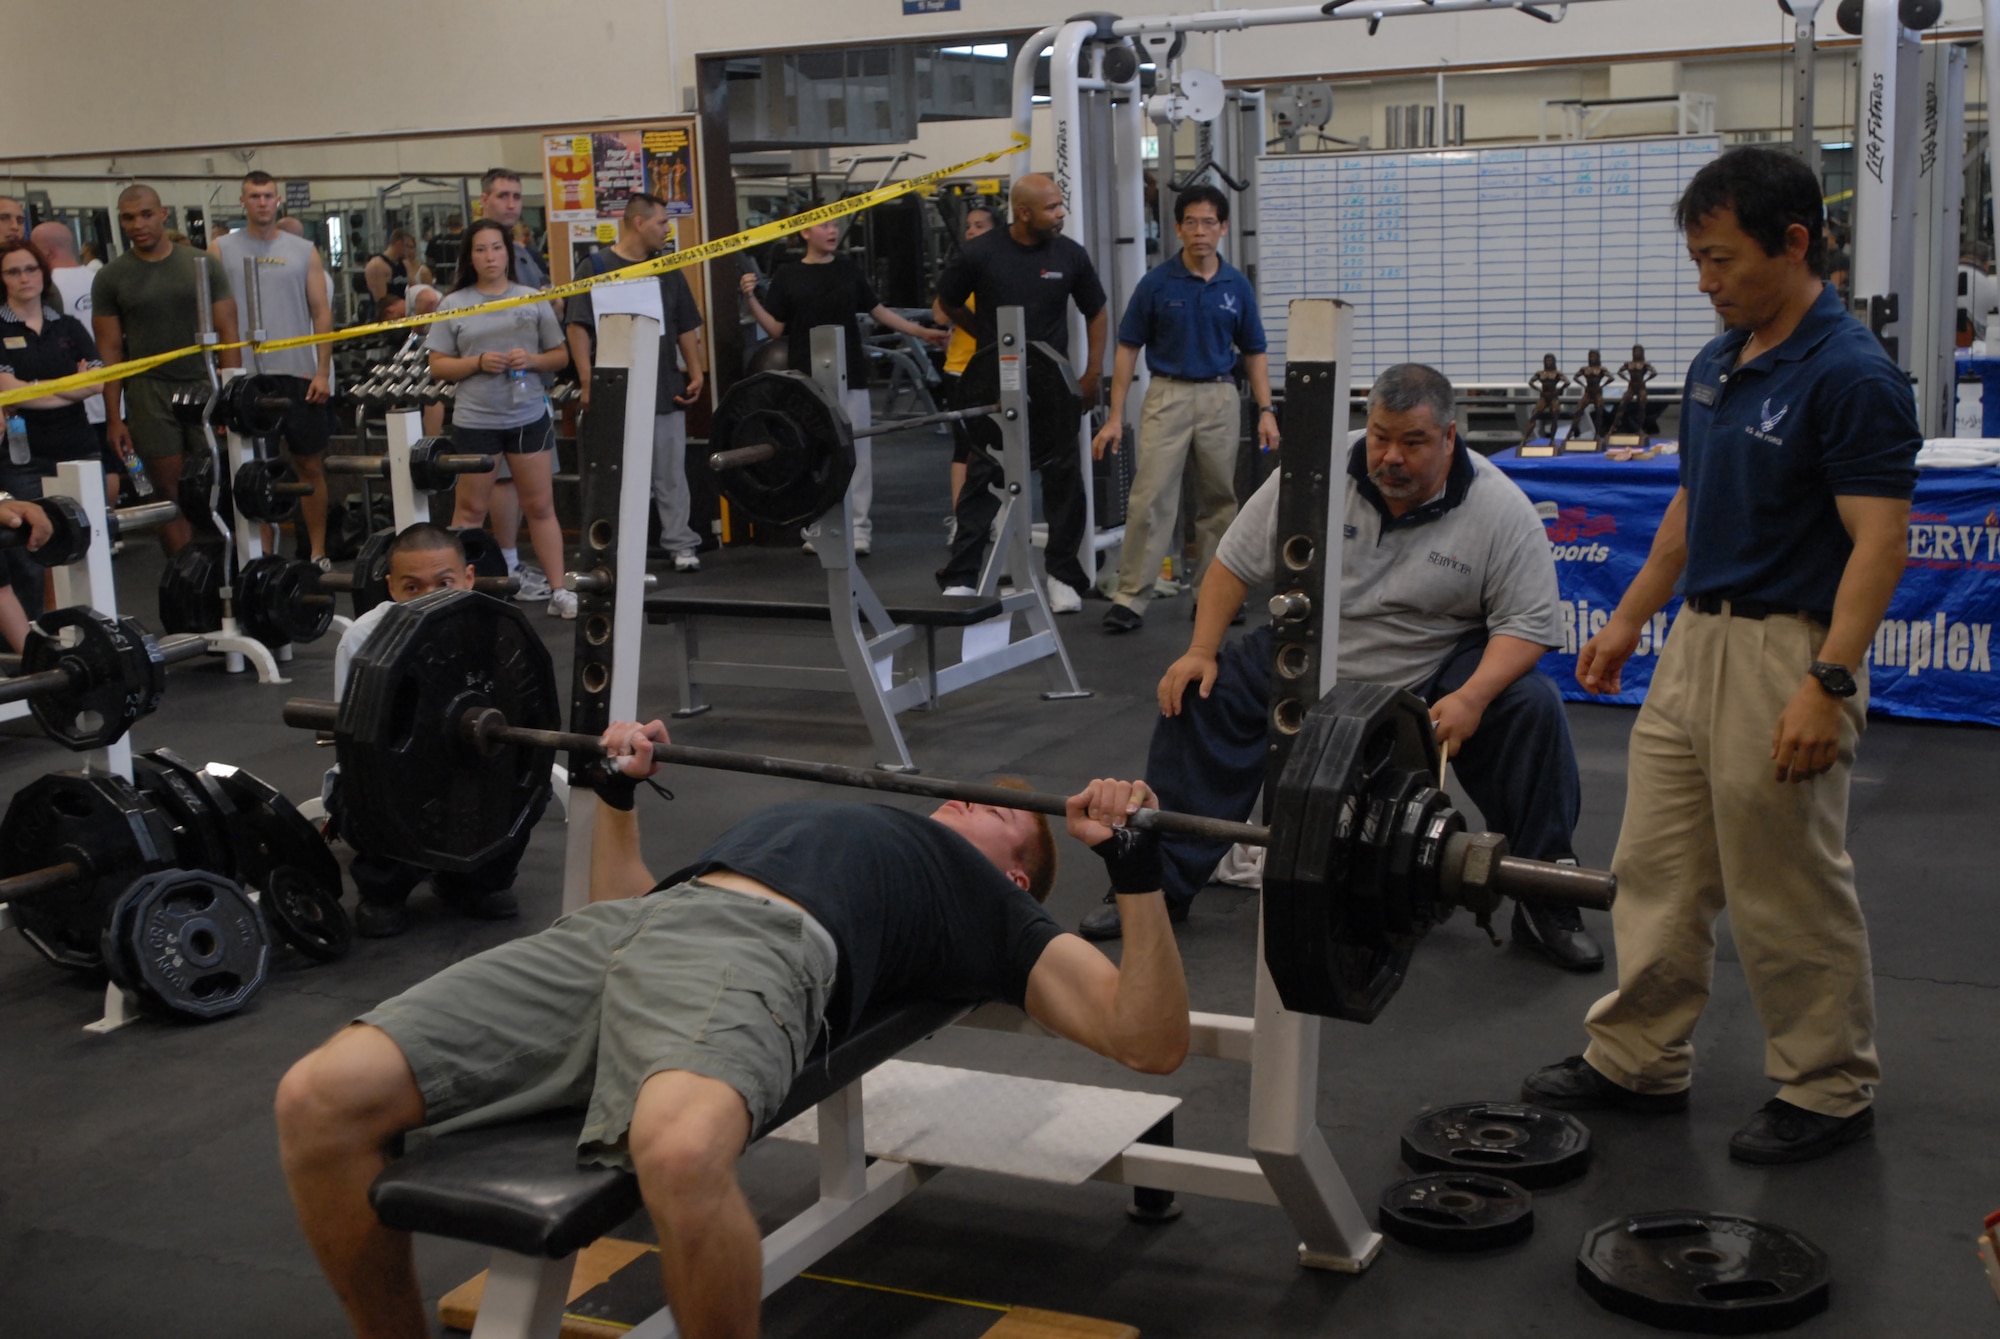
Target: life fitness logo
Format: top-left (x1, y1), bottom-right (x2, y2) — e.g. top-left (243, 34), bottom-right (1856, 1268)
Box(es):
top-left (1535, 500), bottom-right (1615, 563)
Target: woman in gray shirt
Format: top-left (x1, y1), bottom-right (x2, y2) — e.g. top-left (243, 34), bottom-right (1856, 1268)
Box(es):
top-left (427, 219), bottom-right (573, 616)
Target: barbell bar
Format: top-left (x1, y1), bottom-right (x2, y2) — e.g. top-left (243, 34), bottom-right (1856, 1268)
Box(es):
top-left (706, 401), bottom-right (1009, 474)
top-left (0, 629), bottom-right (209, 707)
top-left (0, 496), bottom-right (181, 569)
top-left (278, 695), bottom-right (1613, 911)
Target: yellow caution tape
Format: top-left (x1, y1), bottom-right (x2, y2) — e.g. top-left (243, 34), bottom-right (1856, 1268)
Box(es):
top-left (0, 134), bottom-right (1029, 412)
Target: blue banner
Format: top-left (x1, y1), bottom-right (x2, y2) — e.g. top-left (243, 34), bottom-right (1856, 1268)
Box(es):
top-left (1493, 449), bottom-right (2000, 727)
top-left (903, 0), bottom-right (960, 11)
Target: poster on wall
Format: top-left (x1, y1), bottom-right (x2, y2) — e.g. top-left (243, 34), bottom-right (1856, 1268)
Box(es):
top-left (643, 128), bottom-right (696, 216)
top-left (568, 218), bottom-right (678, 277)
top-left (545, 135), bottom-right (596, 222)
top-left (590, 131), bottom-right (647, 212)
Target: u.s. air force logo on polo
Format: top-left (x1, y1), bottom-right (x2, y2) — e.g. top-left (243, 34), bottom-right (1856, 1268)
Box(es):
top-left (1220, 292), bottom-right (1239, 314)
top-left (1748, 397), bottom-right (1790, 445)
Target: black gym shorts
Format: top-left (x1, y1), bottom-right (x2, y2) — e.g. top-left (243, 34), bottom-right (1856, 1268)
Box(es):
top-left (262, 375), bottom-right (333, 458)
top-left (452, 413), bottom-right (556, 457)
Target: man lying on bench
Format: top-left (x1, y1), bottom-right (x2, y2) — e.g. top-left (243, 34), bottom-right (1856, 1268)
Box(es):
top-left (275, 718), bottom-right (1190, 1339)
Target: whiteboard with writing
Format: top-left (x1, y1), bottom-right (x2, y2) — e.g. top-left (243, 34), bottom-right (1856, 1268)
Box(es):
top-left (1256, 136), bottom-right (1722, 385)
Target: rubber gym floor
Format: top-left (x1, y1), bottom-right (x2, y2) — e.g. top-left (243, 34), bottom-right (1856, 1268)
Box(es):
top-left (2, 422), bottom-right (1995, 1338)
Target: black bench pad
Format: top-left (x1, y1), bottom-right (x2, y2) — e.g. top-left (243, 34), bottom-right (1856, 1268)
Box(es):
top-left (645, 594), bottom-right (1003, 627)
top-left (368, 999), bottom-right (970, 1257)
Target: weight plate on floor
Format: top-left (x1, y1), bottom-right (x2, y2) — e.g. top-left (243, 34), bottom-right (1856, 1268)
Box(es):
top-left (1379, 1172), bottom-right (1534, 1252)
top-left (203, 762), bottom-right (342, 905)
top-left (157, 541), bottom-right (227, 635)
top-left (130, 753), bottom-right (234, 877)
top-left (1401, 1101), bottom-right (1592, 1189)
top-left (262, 862), bottom-right (352, 963)
top-left (336, 589), bottom-right (559, 872)
top-left (20, 606), bottom-right (168, 752)
top-left (0, 771), bottom-right (177, 973)
top-left (114, 867), bottom-right (269, 1019)
top-left (1577, 1210), bottom-right (1831, 1334)
top-left (139, 748), bottom-right (240, 879)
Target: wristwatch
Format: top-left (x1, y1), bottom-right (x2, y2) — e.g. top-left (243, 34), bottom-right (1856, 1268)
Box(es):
top-left (1258, 405), bottom-right (1276, 415)
top-left (1808, 660), bottom-right (1857, 698)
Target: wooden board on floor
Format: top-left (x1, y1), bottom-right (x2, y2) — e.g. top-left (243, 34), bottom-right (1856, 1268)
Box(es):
top-left (441, 1238), bottom-right (1140, 1338)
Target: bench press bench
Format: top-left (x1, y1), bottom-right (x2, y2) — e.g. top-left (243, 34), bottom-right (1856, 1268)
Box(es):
top-left (370, 999), bottom-right (973, 1339)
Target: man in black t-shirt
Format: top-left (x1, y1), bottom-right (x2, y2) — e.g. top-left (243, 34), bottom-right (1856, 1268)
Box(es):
top-left (935, 173), bottom-right (1109, 612)
top-left (741, 223), bottom-right (946, 553)
top-left (278, 718), bottom-right (1187, 1339)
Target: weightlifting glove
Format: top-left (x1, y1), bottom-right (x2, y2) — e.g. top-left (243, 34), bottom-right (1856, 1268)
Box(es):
top-left (1091, 824), bottom-right (1162, 896)
top-left (582, 759), bottom-right (641, 811)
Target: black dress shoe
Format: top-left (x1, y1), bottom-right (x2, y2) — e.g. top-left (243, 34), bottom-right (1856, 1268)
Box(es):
top-left (1102, 604), bottom-right (1144, 633)
top-left (1728, 1099), bottom-right (1874, 1164)
top-left (1521, 1055), bottom-right (1689, 1113)
top-left (1512, 899), bottom-right (1605, 972)
top-left (1077, 891), bottom-right (1190, 941)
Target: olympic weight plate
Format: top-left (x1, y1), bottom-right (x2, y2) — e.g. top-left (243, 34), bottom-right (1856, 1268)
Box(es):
top-left (336, 589), bottom-right (560, 872)
top-left (1577, 1211), bottom-right (1831, 1334)
top-left (1401, 1102), bottom-right (1592, 1190)
top-left (0, 771), bottom-right (177, 972)
top-left (237, 555), bottom-right (336, 648)
top-left (952, 339), bottom-right (1084, 471)
top-left (157, 542), bottom-right (227, 635)
top-left (20, 606), bottom-right (168, 751)
top-left (707, 371), bottom-right (856, 530)
top-left (1379, 1173), bottom-right (1534, 1252)
top-left (261, 863), bottom-right (352, 964)
top-left (177, 448), bottom-right (230, 531)
top-left (346, 527), bottom-right (395, 619)
top-left (452, 527), bottom-right (511, 580)
top-left (202, 762), bottom-right (341, 908)
top-left (131, 752), bottom-right (235, 877)
top-left (233, 458), bottom-right (303, 524)
top-left (1262, 680), bottom-right (1442, 1022)
top-left (31, 494), bottom-right (93, 567)
top-left (112, 868), bottom-right (270, 1020)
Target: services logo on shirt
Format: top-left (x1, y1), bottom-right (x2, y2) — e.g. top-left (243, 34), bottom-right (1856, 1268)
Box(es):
top-left (1748, 397), bottom-right (1790, 445)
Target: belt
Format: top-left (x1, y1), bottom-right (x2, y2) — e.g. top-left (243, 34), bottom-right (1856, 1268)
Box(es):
top-left (1154, 373), bottom-right (1235, 384)
top-left (1686, 594), bottom-right (1831, 625)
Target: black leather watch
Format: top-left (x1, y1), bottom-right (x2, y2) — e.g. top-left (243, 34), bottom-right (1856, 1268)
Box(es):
top-left (1808, 660), bottom-right (1857, 698)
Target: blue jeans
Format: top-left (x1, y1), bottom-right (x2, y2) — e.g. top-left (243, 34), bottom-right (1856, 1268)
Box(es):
top-left (1145, 626), bottom-right (1582, 910)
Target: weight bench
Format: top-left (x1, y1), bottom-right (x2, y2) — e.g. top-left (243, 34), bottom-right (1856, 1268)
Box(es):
top-left (647, 589), bottom-right (1055, 770)
top-left (370, 998), bottom-right (972, 1339)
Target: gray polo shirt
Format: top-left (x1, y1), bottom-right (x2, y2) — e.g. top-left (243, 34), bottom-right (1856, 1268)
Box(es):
top-left (1216, 432), bottom-right (1561, 690)
top-left (426, 283), bottom-right (564, 430)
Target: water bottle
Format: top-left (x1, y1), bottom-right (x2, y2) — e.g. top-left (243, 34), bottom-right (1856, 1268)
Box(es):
top-left (6, 415), bottom-right (28, 467)
top-left (508, 367), bottom-right (534, 405)
top-left (119, 442), bottom-right (156, 499)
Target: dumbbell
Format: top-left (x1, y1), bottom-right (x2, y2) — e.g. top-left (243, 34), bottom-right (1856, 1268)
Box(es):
top-left (0, 495), bottom-right (180, 569)
top-left (0, 606), bottom-right (211, 750)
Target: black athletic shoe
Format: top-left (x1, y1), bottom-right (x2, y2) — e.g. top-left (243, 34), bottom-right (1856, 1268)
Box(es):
top-left (1078, 890), bottom-right (1190, 941)
top-left (1520, 1055), bottom-right (1689, 1113)
top-left (1728, 1099), bottom-right (1874, 1165)
top-left (1512, 899), bottom-right (1605, 972)
top-left (440, 887), bottom-right (520, 921)
top-left (354, 899), bottom-right (409, 939)
top-left (1102, 604), bottom-right (1144, 633)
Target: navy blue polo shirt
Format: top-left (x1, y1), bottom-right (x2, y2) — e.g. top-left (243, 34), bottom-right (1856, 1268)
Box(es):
top-left (1115, 252), bottom-right (1266, 380)
top-left (1678, 281), bottom-right (1919, 613)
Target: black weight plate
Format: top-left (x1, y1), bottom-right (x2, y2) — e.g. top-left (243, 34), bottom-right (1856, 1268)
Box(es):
top-left (141, 747), bottom-right (241, 879)
top-left (21, 606), bottom-right (167, 751)
top-left (0, 771), bottom-right (177, 973)
top-left (336, 588), bottom-right (559, 872)
top-left (1577, 1211), bottom-right (1831, 1335)
top-left (157, 541), bottom-right (227, 635)
top-left (1402, 1102), bottom-right (1592, 1190)
top-left (130, 755), bottom-right (234, 877)
top-left (1262, 680), bottom-right (1439, 1022)
top-left (117, 867), bottom-right (269, 1019)
top-left (237, 555), bottom-right (336, 648)
top-left (707, 371), bottom-right (856, 529)
top-left (33, 494), bottom-right (93, 567)
top-left (177, 447), bottom-right (231, 532)
top-left (452, 527), bottom-right (511, 580)
top-left (222, 372), bottom-right (291, 436)
top-left (203, 762), bottom-right (342, 902)
top-left (347, 527), bottom-right (395, 619)
top-left (233, 458), bottom-right (302, 524)
top-left (1379, 1173), bottom-right (1534, 1252)
top-left (952, 339), bottom-right (1084, 470)
top-left (262, 862), bottom-right (352, 963)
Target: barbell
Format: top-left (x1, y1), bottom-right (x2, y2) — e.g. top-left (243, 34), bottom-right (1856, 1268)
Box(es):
top-left (703, 341), bottom-right (1083, 530)
top-left (168, 373), bottom-right (294, 437)
top-left (324, 439), bottom-right (496, 493)
top-left (1, 607), bottom-right (212, 750)
top-left (0, 495), bottom-right (181, 570)
top-left (278, 590), bottom-right (1616, 1022)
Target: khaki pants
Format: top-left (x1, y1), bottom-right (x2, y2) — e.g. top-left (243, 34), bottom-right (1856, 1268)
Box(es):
top-left (1583, 606), bottom-right (1880, 1117)
top-left (1112, 379), bottom-right (1239, 612)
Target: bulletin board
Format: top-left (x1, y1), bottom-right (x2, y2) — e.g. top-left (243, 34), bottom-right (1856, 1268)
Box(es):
top-left (540, 118), bottom-right (708, 318)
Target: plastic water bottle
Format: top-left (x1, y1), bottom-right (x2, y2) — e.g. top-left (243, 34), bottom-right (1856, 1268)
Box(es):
top-left (5, 415), bottom-right (27, 467)
top-left (508, 367), bottom-right (534, 405)
top-left (119, 442), bottom-right (155, 499)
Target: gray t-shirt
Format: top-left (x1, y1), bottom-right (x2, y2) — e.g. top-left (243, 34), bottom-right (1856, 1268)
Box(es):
top-left (1216, 432), bottom-right (1562, 690)
top-left (426, 283), bottom-right (565, 430)
top-left (216, 228), bottom-right (323, 381)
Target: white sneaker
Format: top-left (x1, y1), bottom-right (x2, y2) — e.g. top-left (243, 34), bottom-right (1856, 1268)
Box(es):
top-left (941, 585), bottom-right (978, 597)
top-left (673, 550), bottom-right (701, 572)
top-left (801, 538), bottom-right (817, 555)
top-left (1046, 578), bottom-right (1082, 614)
top-left (854, 536), bottom-right (871, 557)
top-left (547, 589), bottom-right (579, 619)
top-left (513, 566), bottom-right (552, 602)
